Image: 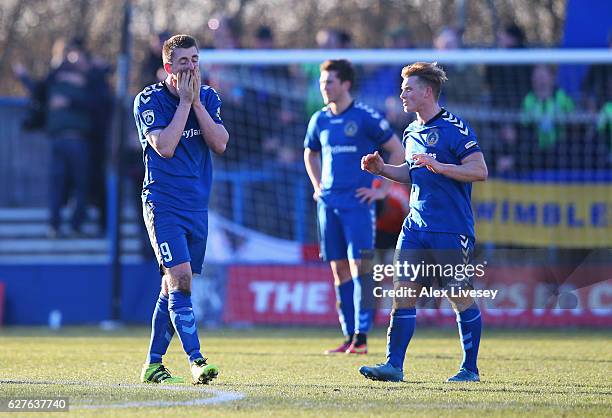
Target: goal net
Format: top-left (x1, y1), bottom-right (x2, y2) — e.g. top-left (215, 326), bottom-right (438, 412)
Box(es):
top-left (201, 49), bottom-right (611, 248)
top-left (192, 49), bottom-right (611, 328)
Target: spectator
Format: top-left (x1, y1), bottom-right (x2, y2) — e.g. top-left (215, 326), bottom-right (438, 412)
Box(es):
top-left (434, 26), bottom-right (461, 50)
top-left (13, 38), bottom-right (67, 94)
top-left (254, 25), bottom-right (274, 49)
top-left (576, 34), bottom-right (611, 171)
top-left (244, 26), bottom-right (304, 237)
top-left (484, 24), bottom-right (533, 110)
top-left (239, 25), bottom-right (296, 164)
top-left (141, 31), bottom-right (171, 87)
top-left (206, 15), bottom-right (242, 96)
top-left (338, 30), bottom-right (353, 49)
top-left (433, 26), bottom-right (484, 106)
top-left (581, 32), bottom-right (612, 112)
top-left (251, 25), bottom-right (297, 163)
top-left (384, 26), bottom-right (413, 49)
top-left (13, 39), bottom-right (68, 131)
top-left (44, 38), bottom-right (97, 238)
top-left (303, 28), bottom-right (341, 117)
top-left (594, 101), bottom-right (612, 167)
top-left (521, 64), bottom-right (575, 152)
top-left (211, 16), bottom-right (241, 49)
top-left (489, 123), bottom-right (526, 176)
top-left (315, 28), bottom-right (340, 49)
top-left (360, 26), bottom-right (413, 110)
top-left (250, 25), bottom-right (290, 78)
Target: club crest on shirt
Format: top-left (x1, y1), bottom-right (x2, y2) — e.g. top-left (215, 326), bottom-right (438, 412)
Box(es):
top-left (426, 129), bottom-right (439, 146)
top-left (142, 110), bottom-right (155, 126)
top-left (344, 120), bottom-right (358, 137)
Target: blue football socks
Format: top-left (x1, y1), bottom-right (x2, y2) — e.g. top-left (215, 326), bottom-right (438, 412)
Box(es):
top-left (168, 290), bottom-right (203, 363)
top-left (354, 275), bottom-right (375, 335)
top-left (146, 293), bottom-right (175, 364)
top-left (386, 308), bottom-right (417, 370)
top-left (457, 303), bottom-right (482, 373)
top-left (335, 280), bottom-right (355, 338)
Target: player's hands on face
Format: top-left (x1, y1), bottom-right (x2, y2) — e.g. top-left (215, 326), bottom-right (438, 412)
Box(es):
top-left (361, 151), bottom-right (384, 175)
top-left (355, 187), bottom-right (386, 204)
top-left (191, 65), bottom-right (202, 106)
top-left (176, 70), bottom-right (194, 104)
top-left (412, 153), bottom-right (439, 173)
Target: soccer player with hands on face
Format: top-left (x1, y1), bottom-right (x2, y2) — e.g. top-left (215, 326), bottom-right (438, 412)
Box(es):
top-left (133, 34), bottom-right (228, 385)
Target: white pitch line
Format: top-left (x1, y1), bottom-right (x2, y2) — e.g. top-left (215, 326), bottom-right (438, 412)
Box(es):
top-left (2, 381), bottom-right (245, 410)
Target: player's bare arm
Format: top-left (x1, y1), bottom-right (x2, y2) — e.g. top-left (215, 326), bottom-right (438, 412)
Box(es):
top-left (412, 151), bottom-right (488, 182)
top-left (378, 135), bottom-right (404, 166)
top-left (304, 148), bottom-right (322, 201)
top-left (356, 134), bottom-right (405, 203)
top-left (146, 71), bottom-right (193, 158)
top-left (361, 151), bottom-right (412, 184)
top-left (191, 65), bottom-right (229, 155)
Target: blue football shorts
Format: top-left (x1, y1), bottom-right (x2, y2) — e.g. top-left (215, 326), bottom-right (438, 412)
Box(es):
top-left (143, 202), bottom-right (208, 275)
top-left (317, 200), bottom-right (375, 261)
top-left (394, 224), bottom-right (475, 288)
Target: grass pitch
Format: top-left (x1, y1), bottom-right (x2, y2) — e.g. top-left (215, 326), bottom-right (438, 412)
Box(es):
top-left (0, 327), bottom-right (610, 417)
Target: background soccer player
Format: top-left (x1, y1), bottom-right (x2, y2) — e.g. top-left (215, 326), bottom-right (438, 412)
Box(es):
top-left (304, 59), bottom-right (404, 355)
top-left (133, 34), bottom-right (229, 384)
top-left (359, 62), bottom-right (488, 382)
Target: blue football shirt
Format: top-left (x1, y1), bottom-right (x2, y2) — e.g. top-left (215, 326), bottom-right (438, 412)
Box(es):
top-left (133, 81), bottom-right (223, 211)
top-left (304, 101), bottom-right (394, 208)
top-left (403, 109), bottom-right (481, 237)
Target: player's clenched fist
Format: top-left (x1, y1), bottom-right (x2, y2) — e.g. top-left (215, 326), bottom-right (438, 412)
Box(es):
top-left (361, 151), bottom-right (384, 175)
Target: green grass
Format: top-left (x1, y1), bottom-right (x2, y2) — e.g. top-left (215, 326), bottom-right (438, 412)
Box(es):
top-left (0, 327), bottom-right (610, 417)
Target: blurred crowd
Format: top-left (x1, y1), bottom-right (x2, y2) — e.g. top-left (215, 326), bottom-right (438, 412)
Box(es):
top-left (12, 21), bottom-right (611, 242)
top-left (184, 20), bottom-right (610, 176)
top-left (14, 38), bottom-right (112, 238)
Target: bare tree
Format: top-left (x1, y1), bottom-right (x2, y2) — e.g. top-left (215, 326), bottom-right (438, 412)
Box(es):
top-left (0, 0), bottom-right (569, 96)
top-left (0, 0), bottom-right (31, 78)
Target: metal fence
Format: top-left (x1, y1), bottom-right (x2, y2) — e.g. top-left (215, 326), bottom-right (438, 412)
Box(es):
top-left (0, 98), bottom-right (50, 207)
top-left (0, 98), bottom-right (313, 242)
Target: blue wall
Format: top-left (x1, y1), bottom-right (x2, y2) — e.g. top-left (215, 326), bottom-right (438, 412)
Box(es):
top-left (1, 263), bottom-right (161, 325)
top-left (558, 0), bottom-right (612, 96)
top-left (562, 0), bottom-right (611, 48)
